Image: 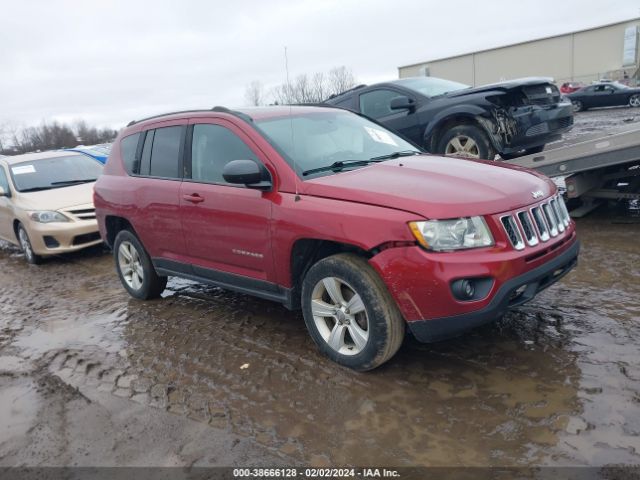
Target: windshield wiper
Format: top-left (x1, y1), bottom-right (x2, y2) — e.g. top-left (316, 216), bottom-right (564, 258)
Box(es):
top-left (369, 150), bottom-right (421, 161)
top-left (302, 160), bottom-right (383, 176)
top-left (19, 186), bottom-right (55, 193)
top-left (50, 178), bottom-right (97, 186)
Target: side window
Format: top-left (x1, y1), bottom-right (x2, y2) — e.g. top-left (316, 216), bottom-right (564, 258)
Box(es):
top-left (0, 166), bottom-right (9, 193)
top-left (149, 126), bottom-right (183, 179)
top-left (190, 124), bottom-right (259, 184)
top-left (359, 89), bottom-right (404, 119)
top-left (120, 133), bottom-right (140, 175)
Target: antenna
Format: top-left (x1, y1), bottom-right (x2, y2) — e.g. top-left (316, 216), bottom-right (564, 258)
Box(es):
top-left (284, 46), bottom-right (300, 199)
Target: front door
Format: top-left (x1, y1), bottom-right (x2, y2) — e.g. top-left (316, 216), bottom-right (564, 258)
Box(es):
top-left (179, 119), bottom-right (275, 284)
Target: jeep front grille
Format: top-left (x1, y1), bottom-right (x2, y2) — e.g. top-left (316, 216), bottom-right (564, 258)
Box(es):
top-left (501, 195), bottom-right (570, 250)
top-left (500, 215), bottom-right (525, 250)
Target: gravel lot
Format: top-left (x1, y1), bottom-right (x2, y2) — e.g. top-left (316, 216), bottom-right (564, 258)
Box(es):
top-left (0, 107), bottom-right (639, 468)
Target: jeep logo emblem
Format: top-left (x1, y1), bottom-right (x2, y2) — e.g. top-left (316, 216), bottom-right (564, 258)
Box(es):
top-left (531, 190), bottom-right (544, 199)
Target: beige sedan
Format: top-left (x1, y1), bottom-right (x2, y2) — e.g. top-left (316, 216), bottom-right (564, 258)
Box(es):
top-left (0, 151), bottom-right (103, 264)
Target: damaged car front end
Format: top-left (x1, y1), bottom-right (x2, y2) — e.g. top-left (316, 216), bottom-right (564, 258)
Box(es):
top-left (324, 76), bottom-right (574, 160)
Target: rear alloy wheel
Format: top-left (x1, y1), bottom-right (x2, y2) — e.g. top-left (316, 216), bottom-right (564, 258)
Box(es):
top-left (114, 230), bottom-right (167, 300)
top-left (438, 125), bottom-right (496, 160)
top-left (301, 253), bottom-right (405, 371)
top-left (630, 94), bottom-right (640, 108)
top-left (17, 224), bottom-right (41, 265)
top-left (572, 100), bottom-right (584, 112)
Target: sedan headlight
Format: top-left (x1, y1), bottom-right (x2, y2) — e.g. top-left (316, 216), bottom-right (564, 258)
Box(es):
top-left (29, 211), bottom-right (70, 223)
top-left (409, 217), bottom-right (494, 251)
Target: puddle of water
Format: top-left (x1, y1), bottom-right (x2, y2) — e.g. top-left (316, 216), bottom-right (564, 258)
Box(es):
top-left (11, 312), bottom-right (126, 359)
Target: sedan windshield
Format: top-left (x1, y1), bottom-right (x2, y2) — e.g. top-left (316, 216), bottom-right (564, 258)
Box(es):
top-left (393, 77), bottom-right (470, 97)
top-left (10, 154), bottom-right (103, 192)
top-left (255, 110), bottom-right (420, 178)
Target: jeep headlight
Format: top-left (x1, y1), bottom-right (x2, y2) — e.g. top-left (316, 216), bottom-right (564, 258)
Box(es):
top-left (29, 211), bottom-right (70, 223)
top-left (409, 217), bottom-right (494, 251)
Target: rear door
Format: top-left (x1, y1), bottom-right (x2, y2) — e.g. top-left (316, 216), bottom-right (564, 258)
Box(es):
top-left (131, 120), bottom-right (188, 262)
top-left (0, 164), bottom-right (14, 242)
top-left (179, 118), bottom-right (275, 284)
top-left (358, 88), bottom-right (421, 144)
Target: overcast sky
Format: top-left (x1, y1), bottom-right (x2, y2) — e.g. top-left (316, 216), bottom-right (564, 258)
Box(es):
top-left (1, 0), bottom-right (638, 132)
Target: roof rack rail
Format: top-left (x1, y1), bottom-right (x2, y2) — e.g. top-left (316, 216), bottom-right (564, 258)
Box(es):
top-left (126, 106), bottom-right (253, 127)
top-left (327, 84), bottom-right (367, 100)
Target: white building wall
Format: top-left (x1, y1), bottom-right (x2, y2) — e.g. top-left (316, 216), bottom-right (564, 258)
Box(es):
top-left (398, 18), bottom-right (640, 86)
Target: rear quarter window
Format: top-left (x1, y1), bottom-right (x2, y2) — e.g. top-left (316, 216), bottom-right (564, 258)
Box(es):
top-left (120, 133), bottom-right (140, 174)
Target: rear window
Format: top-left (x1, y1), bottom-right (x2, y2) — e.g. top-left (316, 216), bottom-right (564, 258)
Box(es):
top-left (10, 155), bottom-right (103, 192)
top-left (120, 133), bottom-right (140, 174)
top-left (149, 126), bottom-right (183, 179)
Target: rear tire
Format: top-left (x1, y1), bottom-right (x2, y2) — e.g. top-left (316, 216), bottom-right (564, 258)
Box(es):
top-left (301, 253), bottom-right (405, 371)
top-left (114, 230), bottom-right (167, 300)
top-left (17, 224), bottom-right (41, 265)
top-left (437, 125), bottom-right (496, 160)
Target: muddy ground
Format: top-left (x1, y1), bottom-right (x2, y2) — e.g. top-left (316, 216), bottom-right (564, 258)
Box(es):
top-left (0, 108), bottom-right (639, 468)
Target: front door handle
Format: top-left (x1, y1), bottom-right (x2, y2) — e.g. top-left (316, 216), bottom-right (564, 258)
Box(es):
top-left (183, 193), bottom-right (204, 204)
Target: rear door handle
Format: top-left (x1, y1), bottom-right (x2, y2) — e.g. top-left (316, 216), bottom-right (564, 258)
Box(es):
top-left (183, 193), bottom-right (204, 204)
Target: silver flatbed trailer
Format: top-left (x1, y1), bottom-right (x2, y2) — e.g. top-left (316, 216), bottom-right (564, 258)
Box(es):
top-left (506, 125), bottom-right (640, 216)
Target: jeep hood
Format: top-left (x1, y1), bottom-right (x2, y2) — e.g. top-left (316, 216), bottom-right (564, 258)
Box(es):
top-left (302, 155), bottom-right (556, 219)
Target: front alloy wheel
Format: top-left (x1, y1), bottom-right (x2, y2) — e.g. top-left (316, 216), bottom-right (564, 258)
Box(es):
top-left (630, 94), bottom-right (640, 108)
top-left (311, 277), bottom-right (369, 356)
top-left (301, 253), bottom-right (405, 371)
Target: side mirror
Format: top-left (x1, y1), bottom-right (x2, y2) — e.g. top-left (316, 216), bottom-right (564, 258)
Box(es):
top-left (390, 96), bottom-right (416, 111)
top-left (222, 160), bottom-right (272, 190)
top-left (0, 186), bottom-right (7, 197)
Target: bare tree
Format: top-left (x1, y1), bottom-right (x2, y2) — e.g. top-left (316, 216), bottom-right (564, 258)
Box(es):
top-left (327, 66), bottom-right (357, 97)
top-left (255, 65), bottom-right (357, 106)
top-left (244, 80), bottom-right (265, 106)
top-left (1, 120), bottom-right (117, 155)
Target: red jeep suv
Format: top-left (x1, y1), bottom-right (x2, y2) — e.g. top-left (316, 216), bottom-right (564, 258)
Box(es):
top-left (94, 106), bottom-right (579, 370)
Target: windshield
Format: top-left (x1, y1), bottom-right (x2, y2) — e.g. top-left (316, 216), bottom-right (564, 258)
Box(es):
top-left (393, 77), bottom-right (470, 97)
top-left (255, 110), bottom-right (420, 178)
top-left (10, 154), bottom-right (103, 192)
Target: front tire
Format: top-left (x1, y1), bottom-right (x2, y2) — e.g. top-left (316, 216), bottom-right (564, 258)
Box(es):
top-left (630, 94), bottom-right (640, 108)
top-left (437, 125), bottom-right (496, 160)
top-left (572, 100), bottom-right (584, 112)
top-left (301, 253), bottom-right (405, 371)
top-left (17, 224), bottom-right (41, 265)
top-left (114, 230), bottom-right (167, 300)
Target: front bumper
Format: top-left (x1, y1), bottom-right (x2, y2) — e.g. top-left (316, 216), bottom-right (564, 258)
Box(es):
top-left (500, 102), bottom-right (574, 154)
top-left (405, 239), bottom-right (579, 342)
top-left (26, 219), bottom-right (102, 256)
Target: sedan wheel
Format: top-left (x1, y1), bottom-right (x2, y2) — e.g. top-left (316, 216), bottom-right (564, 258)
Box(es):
top-left (445, 135), bottom-right (480, 159)
top-left (18, 225), bottom-right (40, 264)
top-left (118, 241), bottom-right (144, 290)
top-left (311, 276), bottom-right (369, 356)
top-left (630, 94), bottom-right (640, 108)
top-left (572, 100), bottom-right (583, 112)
